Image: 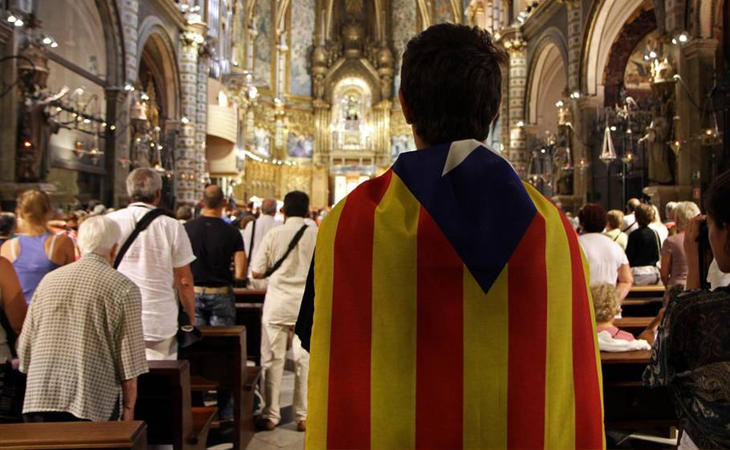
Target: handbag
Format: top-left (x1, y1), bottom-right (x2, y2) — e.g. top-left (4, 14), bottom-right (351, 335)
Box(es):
top-left (0, 309), bottom-right (25, 423)
top-left (177, 306), bottom-right (202, 349)
top-left (114, 207), bottom-right (202, 348)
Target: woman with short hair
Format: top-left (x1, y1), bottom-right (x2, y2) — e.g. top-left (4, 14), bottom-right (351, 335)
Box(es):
top-left (626, 203), bottom-right (662, 285)
top-left (660, 201), bottom-right (700, 288)
top-left (0, 190), bottom-right (74, 303)
top-left (604, 209), bottom-right (628, 250)
top-left (578, 203), bottom-right (633, 299)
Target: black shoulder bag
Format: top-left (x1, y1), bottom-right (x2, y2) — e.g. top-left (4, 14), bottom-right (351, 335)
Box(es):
top-left (113, 208), bottom-right (202, 348)
top-left (264, 225), bottom-right (309, 278)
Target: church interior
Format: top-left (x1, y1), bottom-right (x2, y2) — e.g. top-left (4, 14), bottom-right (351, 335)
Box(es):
top-left (0, 0), bottom-right (728, 211)
top-left (1, 0), bottom-right (730, 449)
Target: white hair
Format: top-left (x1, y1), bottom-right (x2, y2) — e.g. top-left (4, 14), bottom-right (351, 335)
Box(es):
top-left (665, 201), bottom-right (678, 221)
top-left (77, 215), bottom-right (120, 256)
top-left (126, 168), bottom-right (162, 203)
top-left (674, 201), bottom-right (701, 231)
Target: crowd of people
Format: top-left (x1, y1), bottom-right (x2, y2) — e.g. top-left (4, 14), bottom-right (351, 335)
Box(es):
top-left (573, 180), bottom-right (730, 448)
top-left (0, 168), bottom-right (317, 434)
top-left (0, 22), bottom-right (728, 450)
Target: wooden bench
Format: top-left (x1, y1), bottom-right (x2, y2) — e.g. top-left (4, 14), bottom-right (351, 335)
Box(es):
top-left (621, 297), bottom-right (663, 317)
top-left (613, 316), bottom-right (654, 336)
top-left (0, 421), bottom-right (147, 449)
top-left (628, 285), bottom-right (665, 298)
top-left (233, 291), bottom-right (264, 365)
top-left (233, 288), bottom-right (266, 303)
top-left (600, 351), bottom-right (676, 432)
top-left (180, 326), bottom-right (261, 450)
top-left (135, 360), bottom-right (217, 450)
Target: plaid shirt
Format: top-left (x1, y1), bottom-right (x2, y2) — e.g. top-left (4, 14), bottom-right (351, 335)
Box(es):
top-left (18, 253), bottom-right (148, 421)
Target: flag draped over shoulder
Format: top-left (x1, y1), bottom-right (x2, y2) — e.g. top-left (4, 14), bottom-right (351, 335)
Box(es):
top-left (306, 139), bottom-right (604, 449)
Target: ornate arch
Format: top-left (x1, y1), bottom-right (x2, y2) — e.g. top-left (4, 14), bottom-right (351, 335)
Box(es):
top-left (136, 19), bottom-right (181, 119)
top-left (323, 58), bottom-right (382, 105)
top-left (581, 0), bottom-right (646, 98)
top-left (94, 0), bottom-right (125, 86)
top-left (526, 28), bottom-right (569, 125)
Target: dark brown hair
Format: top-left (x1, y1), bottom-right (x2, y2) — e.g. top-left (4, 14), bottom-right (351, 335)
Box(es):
top-left (579, 203), bottom-right (607, 233)
top-left (400, 23), bottom-right (506, 146)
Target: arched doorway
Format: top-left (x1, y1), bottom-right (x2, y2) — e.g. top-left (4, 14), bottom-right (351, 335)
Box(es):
top-left (33, 0), bottom-right (124, 207)
top-left (527, 39), bottom-right (568, 137)
top-left (136, 25), bottom-right (181, 209)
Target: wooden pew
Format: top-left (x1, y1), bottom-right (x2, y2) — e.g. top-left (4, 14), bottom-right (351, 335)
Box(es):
top-left (613, 316), bottom-right (654, 336)
top-left (180, 326), bottom-right (261, 450)
top-left (0, 421), bottom-right (147, 449)
top-left (601, 350), bottom-right (676, 432)
top-left (135, 360), bottom-right (217, 450)
top-left (621, 298), bottom-right (663, 317)
top-left (628, 285), bottom-right (665, 298)
top-left (234, 288), bottom-right (265, 365)
top-left (233, 288), bottom-right (266, 303)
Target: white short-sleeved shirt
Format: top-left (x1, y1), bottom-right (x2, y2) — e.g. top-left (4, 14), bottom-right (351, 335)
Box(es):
top-left (241, 214), bottom-right (282, 278)
top-left (623, 213), bottom-right (638, 234)
top-left (578, 233), bottom-right (629, 286)
top-left (251, 217), bottom-right (316, 326)
top-left (107, 203), bottom-right (196, 341)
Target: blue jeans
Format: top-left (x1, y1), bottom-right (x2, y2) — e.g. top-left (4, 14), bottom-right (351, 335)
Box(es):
top-left (194, 291), bottom-right (235, 419)
top-left (194, 292), bottom-right (235, 326)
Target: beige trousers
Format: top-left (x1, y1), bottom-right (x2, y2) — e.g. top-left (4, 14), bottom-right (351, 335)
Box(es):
top-left (261, 323), bottom-right (309, 424)
top-left (145, 336), bottom-right (178, 361)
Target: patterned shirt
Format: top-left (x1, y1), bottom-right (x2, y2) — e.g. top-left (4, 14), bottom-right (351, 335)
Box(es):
top-left (643, 286), bottom-right (730, 448)
top-left (18, 253), bottom-right (148, 421)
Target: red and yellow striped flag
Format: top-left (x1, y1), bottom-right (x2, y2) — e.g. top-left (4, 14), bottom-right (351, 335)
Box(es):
top-left (307, 140), bottom-right (604, 449)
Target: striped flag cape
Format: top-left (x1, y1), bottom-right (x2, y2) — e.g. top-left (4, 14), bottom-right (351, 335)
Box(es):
top-left (306, 139), bottom-right (604, 449)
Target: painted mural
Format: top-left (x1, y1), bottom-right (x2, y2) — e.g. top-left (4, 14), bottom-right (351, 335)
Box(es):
top-left (253, 126), bottom-right (271, 158)
top-left (254, 0), bottom-right (272, 89)
top-left (392, 0), bottom-right (418, 94)
top-left (287, 132), bottom-right (314, 158)
top-left (290, 0), bottom-right (315, 97)
top-left (433, 0), bottom-right (454, 24)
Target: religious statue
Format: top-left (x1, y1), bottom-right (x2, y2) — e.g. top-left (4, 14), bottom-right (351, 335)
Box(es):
top-left (552, 104), bottom-right (574, 195)
top-left (642, 110), bottom-right (674, 184)
top-left (644, 57), bottom-right (677, 185)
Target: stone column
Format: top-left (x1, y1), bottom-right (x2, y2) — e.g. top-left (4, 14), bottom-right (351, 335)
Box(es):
top-left (195, 51), bottom-right (210, 197)
top-left (561, 0), bottom-right (588, 202)
top-left (103, 87), bottom-right (131, 206)
top-left (177, 31), bottom-right (202, 205)
top-left (120, 0), bottom-right (139, 84)
top-left (565, 0), bottom-right (581, 93)
top-left (505, 33), bottom-right (527, 177)
top-left (677, 38), bottom-right (719, 188)
top-left (374, 100), bottom-right (392, 166)
top-left (313, 99), bottom-right (331, 166)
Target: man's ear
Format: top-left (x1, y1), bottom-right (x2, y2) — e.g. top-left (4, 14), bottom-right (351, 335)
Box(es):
top-left (109, 243), bottom-right (119, 263)
top-left (398, 89), bottom-right (412, 124)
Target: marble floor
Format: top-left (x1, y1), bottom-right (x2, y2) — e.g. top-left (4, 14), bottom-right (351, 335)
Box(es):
top-left (208, 370), bottom-right (304, 450)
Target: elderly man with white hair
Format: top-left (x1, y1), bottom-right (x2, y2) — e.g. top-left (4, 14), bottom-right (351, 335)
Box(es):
top-left (107, 168), bottom-right (196, 360)
top-left (18, 216), bottom-right (148, 422)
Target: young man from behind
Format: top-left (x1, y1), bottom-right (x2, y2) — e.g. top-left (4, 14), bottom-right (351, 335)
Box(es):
top-left (298, 24), bottom-right (604, 449)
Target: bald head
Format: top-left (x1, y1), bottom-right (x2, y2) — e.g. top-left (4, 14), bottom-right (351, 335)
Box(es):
top-left (261, 198), bottom-right (277, 216)
top-left (627, 198), bottom-right (640, 213)
top-left (203, 185), bottom-right (225, 210)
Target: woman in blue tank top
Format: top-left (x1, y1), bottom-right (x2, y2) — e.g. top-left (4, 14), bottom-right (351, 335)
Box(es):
top-left (0, 190), bottom-right (74, 303)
